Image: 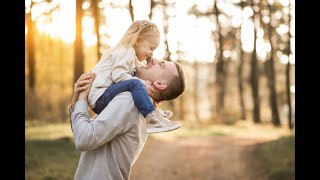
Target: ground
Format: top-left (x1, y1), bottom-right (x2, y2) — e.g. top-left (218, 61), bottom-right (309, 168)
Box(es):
top-left (131, 135), bottom-right (278, 180)
top-left (25, 120), bottom-right (293, 180)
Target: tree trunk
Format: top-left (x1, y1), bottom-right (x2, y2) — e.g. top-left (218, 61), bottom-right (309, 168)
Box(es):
top-left (250, 8), bottom-right (261, 123)
top-left (193, 61), bottom-right (200, 121)
top-left (214, 2), bottom-right (226, 117)
top-left (286, 1), bottom-right (293, 130)
top-left (92, 0), bottom-right (101, 60)
top-left (237, 2), bottom-right (246, 120)
top-left (162, 1), bottom-right (170, 62)
top-left (161, 0), bottom-right (175, 112)
top-left (74, 0), bottom-right (85, 84)
top-left (286, 57), bottom-right (292, 128)
top-left (266, 57), bottom-right (281, 126)
top-left (26, 4), bottom-right (36, 92)
top-left (59, 38), bottom-right (65, 89)
top-left (267, 3), bottom-right (281, 126)
top-left (149, 0), bottom-right (155, 20)
top-left (238, 35), bottom-right (246, 120)
top-left (129, 0), bottom-right (134, 22)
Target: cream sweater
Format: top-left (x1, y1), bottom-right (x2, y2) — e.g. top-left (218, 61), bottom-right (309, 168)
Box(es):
top-left (88, 46), bottom-right (144, 109)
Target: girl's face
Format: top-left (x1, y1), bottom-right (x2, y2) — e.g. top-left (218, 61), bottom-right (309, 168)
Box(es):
top-left (134, 36), bottom-right (159, 61)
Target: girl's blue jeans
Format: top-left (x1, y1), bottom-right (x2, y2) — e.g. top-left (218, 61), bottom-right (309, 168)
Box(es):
top-left (92, 79), bottom-right (155, 117)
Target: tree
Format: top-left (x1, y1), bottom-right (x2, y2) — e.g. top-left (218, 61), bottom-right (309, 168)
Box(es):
top-left (177, 45), bottom-right (185, 120)
top-left (213, 0), bottom-right (227, 117)
top-left (92, 0), bottom-right (101, 60)
top-left (149, 0), bottom-right (155, 19)
top-left (161, 0), bottom-right (171, 63)
top-left (236, 0), bottom-right (247, 120)
top-left (266, 1), bottom-right (281, 126)
top-left (193, 61), bottom-right (200, 121)
top-left (286, 0), bottom-right (293, 129)
top-left (250, 0), bottom-right (261, 123)
top-left (129, 0), bottom-right (134, 22)
top-left (26, 0), bottom-right (59, 91)
top-left (161, 0), bottom-right (175, 111)
top-left (26, 1), bottom-right (36, 92)
top-left (74, 0), bottom-right (85, 84)
top-left (188, 0), bottom-right (229, 120)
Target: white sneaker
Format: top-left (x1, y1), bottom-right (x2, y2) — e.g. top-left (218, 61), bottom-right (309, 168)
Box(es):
top-left (156, 108), bottom-right (173, 119)
top-left (146, 110), bottom-right (182, 134)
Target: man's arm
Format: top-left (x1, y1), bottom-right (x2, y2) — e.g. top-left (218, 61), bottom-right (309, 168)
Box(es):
top-left (69, 72), bottom-right (96, 131)
top-left (71, 92), bottom-right (138, 151)
top-left (70, 72), bottom-right (139, 151)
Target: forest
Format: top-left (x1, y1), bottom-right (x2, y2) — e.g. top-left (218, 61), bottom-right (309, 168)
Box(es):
top-left (25, 0), bottom-right (295, 179)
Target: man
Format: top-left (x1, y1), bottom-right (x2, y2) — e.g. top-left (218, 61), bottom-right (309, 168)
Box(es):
top-left (69, 58), bottom-right (186, 180)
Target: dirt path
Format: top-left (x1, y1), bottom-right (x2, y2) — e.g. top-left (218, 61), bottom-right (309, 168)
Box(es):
top-left (130, 135), bottom-right (274, 180)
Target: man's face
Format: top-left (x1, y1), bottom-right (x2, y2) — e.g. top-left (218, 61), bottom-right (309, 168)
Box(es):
top-left (135, 58), bottom-right (178, 84)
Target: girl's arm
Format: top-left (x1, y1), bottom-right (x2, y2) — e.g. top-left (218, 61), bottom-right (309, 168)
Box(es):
top-left (111, 49), bottom-right (138, 83)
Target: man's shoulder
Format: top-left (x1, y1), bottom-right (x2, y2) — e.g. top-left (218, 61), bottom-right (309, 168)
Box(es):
top-left (95, 92), bottom-right (141, 122)
top-left (113, 92), bottom-right (133, 99)
top-left (111, 92), bottom-right (135, 107)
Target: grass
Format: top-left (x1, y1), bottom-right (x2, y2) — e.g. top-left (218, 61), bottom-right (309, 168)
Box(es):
top-left (26, 139), bottom-right (80, 180)
top-left (25, 121), bottom-right (78, 180)
top-left (25, 121), bottom-right (73, 140)
top-left (25, 120), bottom-right (294, 180)
top-left (252, 135), bottom-right (295, 180)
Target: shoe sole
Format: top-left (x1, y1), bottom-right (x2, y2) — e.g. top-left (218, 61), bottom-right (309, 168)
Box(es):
top-left (147, 123), bottom-right (182, 134)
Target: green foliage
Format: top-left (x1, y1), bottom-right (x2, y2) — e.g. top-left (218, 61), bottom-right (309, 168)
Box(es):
top-left (253, 135), bottom-right (295, 180)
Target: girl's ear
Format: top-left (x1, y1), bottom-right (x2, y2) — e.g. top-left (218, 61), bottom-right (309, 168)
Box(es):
top-left (135, 37), bottom-right (141, 46)
top-left (153, 80), bottom-right (167, 90)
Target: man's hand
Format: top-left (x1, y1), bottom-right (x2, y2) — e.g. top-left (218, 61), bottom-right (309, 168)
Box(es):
top-left (145, 80), bottom-right (154, 97)
top-left (71, 72), bottom-right (96, 107)
top-left (78, 73), bottom-right (96, 100)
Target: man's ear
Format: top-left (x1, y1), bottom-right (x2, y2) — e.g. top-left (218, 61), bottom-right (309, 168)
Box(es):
top-left (153, 80), bottom-right (167, 90)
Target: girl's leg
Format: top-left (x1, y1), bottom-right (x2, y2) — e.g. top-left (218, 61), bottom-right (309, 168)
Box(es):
top-left (93, 79), bottom-right (155, 116)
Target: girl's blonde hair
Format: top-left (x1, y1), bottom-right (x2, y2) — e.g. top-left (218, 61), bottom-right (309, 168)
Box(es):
top-left (100, 20), bottom-right (160, 60)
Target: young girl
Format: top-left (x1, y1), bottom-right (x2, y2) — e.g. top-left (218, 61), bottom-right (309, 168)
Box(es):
top-left (88, 20), bottom-right (181, 134)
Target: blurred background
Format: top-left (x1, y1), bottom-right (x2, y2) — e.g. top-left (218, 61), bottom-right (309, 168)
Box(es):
top-left (25, 0), bottom-right (295, 179)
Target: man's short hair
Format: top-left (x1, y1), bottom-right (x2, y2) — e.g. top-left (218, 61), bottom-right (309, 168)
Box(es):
top-left (158, 61), bottom-right (186, 101)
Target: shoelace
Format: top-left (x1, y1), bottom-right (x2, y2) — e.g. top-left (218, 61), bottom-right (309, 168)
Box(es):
top-left (155, 111), bottom-right (175, 125)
